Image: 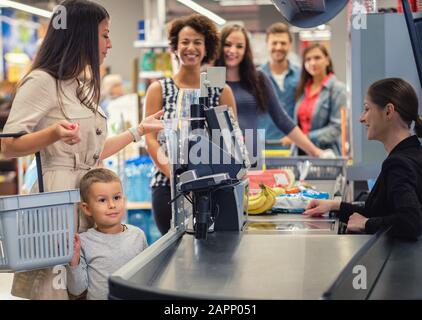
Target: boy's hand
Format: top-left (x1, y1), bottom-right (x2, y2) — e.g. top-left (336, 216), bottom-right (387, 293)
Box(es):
top-left (69, 234), bottom-right (81, 267)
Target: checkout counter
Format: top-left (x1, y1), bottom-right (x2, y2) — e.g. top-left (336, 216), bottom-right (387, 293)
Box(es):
top-left (109, 231), bottom-right (371, 300)
top-left (109, 0), bottom-right (422, 300)
top-left (108, 69), bottom-right (414, 300)
top-left (109, 222), bottom-right (422, 300)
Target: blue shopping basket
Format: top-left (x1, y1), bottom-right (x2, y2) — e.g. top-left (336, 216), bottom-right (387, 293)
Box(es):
top-left (0, 133), bottom-right (80, 272)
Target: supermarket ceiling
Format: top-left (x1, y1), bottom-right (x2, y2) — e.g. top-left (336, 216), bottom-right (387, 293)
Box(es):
top-left (167, 0), bottom-right (281, 31)
top-left (11, 0), bottom-right (283, 32)
top-left (13, 0), bottom-right (274, 10)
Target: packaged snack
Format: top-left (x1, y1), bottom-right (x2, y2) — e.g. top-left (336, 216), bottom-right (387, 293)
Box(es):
top-left (273, 189), bottom-right (330, 213)
top-left (247, 169), bottom-right (295, 190)
top-left (273, 194), bottom-right (311, 213)
top-left (301, 189), bottom-right (329, 199)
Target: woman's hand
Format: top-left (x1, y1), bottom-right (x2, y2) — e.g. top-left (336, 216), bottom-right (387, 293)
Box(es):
top-left (54, 121), bottom-right (81, 145)
top-left (346, 213), bottom-right (368, 233)
top-left (69, 234), bottom-right (81, 267)
top-left (138, 110), bottom-right (164, 135)
top-left (319, 149), bottom-right (336, 159)
top-left (303, 199), bottom-right (340, 216)
top-left (280, 136), bottom-right (292, 146)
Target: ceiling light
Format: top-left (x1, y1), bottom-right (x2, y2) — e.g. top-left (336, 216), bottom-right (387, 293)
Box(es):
top-left (0, 0), bottom-right (52, 18)
top-left (177, 0), bottom-right (226, 25)
top-left (218, 0), bottom-right (272, 5)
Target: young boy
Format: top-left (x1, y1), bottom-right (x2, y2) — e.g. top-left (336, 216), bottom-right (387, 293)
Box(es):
top-left (66, 168), bottom-right (148, 300)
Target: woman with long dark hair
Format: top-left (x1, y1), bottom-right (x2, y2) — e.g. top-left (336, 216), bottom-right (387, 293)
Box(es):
top-left (1, 0), bottom-right (163, 300)
top-left (214, 24), bottom-right (322, 159)
top-left (287, 43), bottom-right (346, 155)
top-left (305, 78), bottom-right (422, 239)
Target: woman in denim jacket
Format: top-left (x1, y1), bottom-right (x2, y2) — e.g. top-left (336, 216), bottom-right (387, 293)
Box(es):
top-left (283, 43), bottom-right (346, 155)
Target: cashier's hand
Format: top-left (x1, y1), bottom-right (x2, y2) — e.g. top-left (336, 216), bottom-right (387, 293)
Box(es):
top-left (280, 136), bottom-right (292, 146)
top-left (54, 120), bottom-right (81, 145)
top-left (346, 213), bottom-right (368, 234)
top-left (69, 234), bottom-right (81, 267)
top-left (303, 199), bottom-right (339, 217)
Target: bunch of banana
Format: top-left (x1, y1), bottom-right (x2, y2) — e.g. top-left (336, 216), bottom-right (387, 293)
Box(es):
top-left (272, 187), bottom-right (286, 196)
top-left (247, 184), bottom-right (280, 215)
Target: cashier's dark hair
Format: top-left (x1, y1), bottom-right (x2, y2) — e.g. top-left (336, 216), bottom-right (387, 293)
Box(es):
top-left (80, 168), bottom-right (121, 202)
top-left (215, 24), bottom-right (268, 113)
top-left (25, 0), bottom-right (109, 113)
top-left (368, 78), bottom-right (422, 138)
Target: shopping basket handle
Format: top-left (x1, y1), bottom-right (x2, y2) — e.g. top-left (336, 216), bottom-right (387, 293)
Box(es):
top-left (0, 132), bottom-right (44, 193)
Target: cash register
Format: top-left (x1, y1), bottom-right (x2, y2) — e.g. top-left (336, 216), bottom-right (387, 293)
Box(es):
top-left (169, 67), bottom-right (250, 239)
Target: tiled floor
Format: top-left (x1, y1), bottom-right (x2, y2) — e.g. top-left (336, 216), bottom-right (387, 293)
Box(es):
top-left (0, 274), bottom-right (25, 300)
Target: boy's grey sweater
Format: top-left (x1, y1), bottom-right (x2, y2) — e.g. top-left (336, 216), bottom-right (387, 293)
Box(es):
top-left (66, 225), bottom-right (148, 300)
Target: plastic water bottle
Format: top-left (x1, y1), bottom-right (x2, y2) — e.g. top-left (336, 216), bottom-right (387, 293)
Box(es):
top-left (137, 156), bottom-right (149, 202)
top-left (124, 159), bottom-right (135, 201)
top-left (144, 157), bottom-right (154, 202)
top-left (106, 159), bottom-right (115, 172)
top-left (134, 157), bottom-right (143, 202)
top-left (136, 156), bottom-right (143, 202)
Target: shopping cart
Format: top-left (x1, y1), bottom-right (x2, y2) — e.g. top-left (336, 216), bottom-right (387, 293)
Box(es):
top-left (264, 156), bottom-right (347, 181)
top-left (0, 133), bottom-right (80, 272)
top-left (254, 156), bottom-right (348, 199)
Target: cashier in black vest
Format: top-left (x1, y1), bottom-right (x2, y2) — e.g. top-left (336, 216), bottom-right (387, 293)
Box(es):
top-left (304, 78), bottom-right (422, 240)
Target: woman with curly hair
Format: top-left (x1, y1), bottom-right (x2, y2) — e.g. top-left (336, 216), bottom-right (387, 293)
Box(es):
top-left (144, 14), bottom-right (237, 235)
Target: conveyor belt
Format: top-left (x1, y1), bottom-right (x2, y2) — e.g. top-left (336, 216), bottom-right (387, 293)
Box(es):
top-left (109, 232), bottom-right (370, 299)
top-left (245, 214), bottom-right (338, 234)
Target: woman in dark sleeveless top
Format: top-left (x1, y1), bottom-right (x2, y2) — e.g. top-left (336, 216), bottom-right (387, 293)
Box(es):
top-left (215, 24), bottom-right (322, 160)
top-left (144, 14), bottom-right (237, 235)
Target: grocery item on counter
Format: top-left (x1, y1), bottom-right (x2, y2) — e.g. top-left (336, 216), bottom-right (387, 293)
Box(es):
top-left (273, 194), bottom-right (312, 213)
top-left (285, 186), bottom-right (301, 194)
top-left (301, 189), bottom-right (330, 199)
top-left (247, 184), bottom-right (281, 215)
top-left (273, 190), bottom-right (330, 213)
top-left (246, 169), bottom-right (295, 190)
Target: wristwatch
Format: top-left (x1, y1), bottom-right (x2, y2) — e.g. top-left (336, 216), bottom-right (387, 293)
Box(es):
top-left (128, 125), bottom-right (143, 142)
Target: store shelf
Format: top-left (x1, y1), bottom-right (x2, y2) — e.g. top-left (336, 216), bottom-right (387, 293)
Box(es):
top-left (139, 71), bottom-right (165, 79)
top-left (133, 40), bottom-right (168, 49)
top-left (127, 201), bottom-right (152, 210)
